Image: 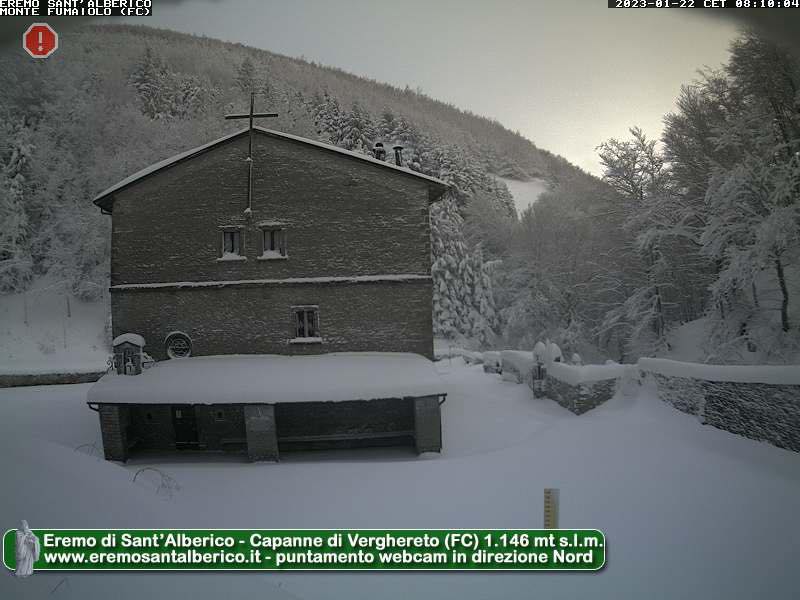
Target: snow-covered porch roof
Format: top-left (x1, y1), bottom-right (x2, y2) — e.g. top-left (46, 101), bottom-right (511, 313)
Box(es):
top-left (87, 352), bottom-right (446, 405)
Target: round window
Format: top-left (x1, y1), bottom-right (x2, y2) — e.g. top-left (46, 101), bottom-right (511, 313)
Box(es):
top-left (165, 332), bottom-right (192, 359)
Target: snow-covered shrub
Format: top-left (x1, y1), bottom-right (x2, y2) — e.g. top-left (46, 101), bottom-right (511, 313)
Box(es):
top-left (533, 341), bottom-right (547, 364)
top-left (547, 341), bottom-right (562, 364)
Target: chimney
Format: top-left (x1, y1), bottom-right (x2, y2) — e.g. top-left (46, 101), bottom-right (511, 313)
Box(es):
top-left (392, 144), bottom-right (403, 167)
top-left (373, 141), bottom-right (386, 161)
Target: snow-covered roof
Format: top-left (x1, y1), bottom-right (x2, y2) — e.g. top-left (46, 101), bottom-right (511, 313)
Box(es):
top-left (93, 127), bottom-right (449, 212)
top-left (87, 352), bottom-right (446, 405)
top-left (112, 333), bottom-right (145, 348)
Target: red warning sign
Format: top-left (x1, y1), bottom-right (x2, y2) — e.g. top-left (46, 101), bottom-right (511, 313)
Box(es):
top-left (23, 23), bottom-right (58, 59)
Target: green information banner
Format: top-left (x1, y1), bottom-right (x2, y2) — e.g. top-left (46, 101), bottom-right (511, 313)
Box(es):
top-left (4, 529), bottom-right (606, 571)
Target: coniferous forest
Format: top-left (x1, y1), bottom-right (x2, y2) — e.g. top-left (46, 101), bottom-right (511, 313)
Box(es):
top-left (0, 25), bottom-right (798, 364)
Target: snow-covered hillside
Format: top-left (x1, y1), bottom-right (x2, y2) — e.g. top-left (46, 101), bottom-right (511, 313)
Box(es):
top-left (0, 278), bottom-right (109, 375)
top-left (497, 176), bottom-right (549, 213)
top-left (1, 359), bottom-right (797, 599)
top-left (660, 316), bottom-right (800, 365)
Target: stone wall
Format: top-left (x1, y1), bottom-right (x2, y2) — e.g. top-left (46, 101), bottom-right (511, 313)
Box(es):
top-left (195, 404), bottom-right (248, 452)
top-left (105, 129), bottom-right (438, 362)
top-left (98, 404), bottom-right (130, 461)
top-left (127, 404), bottom-right (177, 452)
top-left (524, 360), bottom-right (622, 415)
top-left (112, 280), bottom-right (434, 361)
top-left (0, 371), bottom-right (105, 388)
top-left (541, 375), bottom-right (618, 415)
top-left (244, 404), bottom-right (279, 462)
top-left (124, 404), bottom-right (249, 456)
top-left (109, 131), bottom-right (434, 286)
top-left (275, 397), bottom-right (414, 439)
top-left (413, 395), bottom-right (442, 453)
top-left (644, 371), bottom-right (800, 452)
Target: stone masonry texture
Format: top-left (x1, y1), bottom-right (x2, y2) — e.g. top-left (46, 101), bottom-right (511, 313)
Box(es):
top-left (647, 372), bottom-right (800, 452)
top-left (543, 376), bottom-right (617, 415)
top-left (98, 404), bottom-right (130, 461)
top-left (108, 131), bottom-right (433, 285)
top-left (96, 130), bottom-right (443, 460)
top-left (413, 395), bottom-right (442, 453)
top-left (107, 130), bottom-right (436, 360)
top-left (112, 281), bottom-right (434, 361)
top-left (244, 404), bottom-right (279, 462)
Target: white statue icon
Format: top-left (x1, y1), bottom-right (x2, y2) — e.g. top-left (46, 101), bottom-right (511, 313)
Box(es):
top-left (15, 520), bottom-right (40, 578)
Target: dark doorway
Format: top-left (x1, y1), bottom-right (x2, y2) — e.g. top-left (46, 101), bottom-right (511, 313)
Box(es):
top-left (172, 406), bottom-right (199, 448)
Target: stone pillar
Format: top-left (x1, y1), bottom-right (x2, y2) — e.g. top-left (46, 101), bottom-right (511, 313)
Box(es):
top-left (244, 404), bottom-right (279, 462)
top-left (99, 404), bottom-right (129, 462)
top-left (413, 395), bottom-right (442, 454)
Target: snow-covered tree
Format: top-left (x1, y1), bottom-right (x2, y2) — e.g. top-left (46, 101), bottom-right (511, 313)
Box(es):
top-left (702, 111), bottom-right (800, 347)
top-left (467, 244), bottom-right (498, 346)
top-left (431, 194), bottom-right (498, 346)
top-left (338, 101), bottom-right (375, 154)
top-left (431, 194), bottom-right (470, 339)
top-left (312, 91), bottom-right (344, 144)
top-left (170, 75), bottom-right (213, 120)
top-left (0, 117), bottom-right (33, 292)
top-left (235, 57), bottom-right (257, 93)
top-left (657, 30), bottom-right (800, 361)
top-left (130, 47), bottom-right (171, 120)
top-left (597, 127), bottom-right (675, 356)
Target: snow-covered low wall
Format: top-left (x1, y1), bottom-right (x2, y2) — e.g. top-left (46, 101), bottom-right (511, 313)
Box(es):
top-left (0, 370), bottom-right (106, 388)
top-left (547, 362), bottom-right (628, 386)
top-left (500, 351), bottom-right (534, 384)
top-left (639, 358), bottom-right (800, 452)
top-left (433, 344), bottom-right (483, 365)
top-left (542, 363), bottom-right (624, 415)
top-left (483, 351), bottom-right (501, 374)
top-left (461, 350), bottom-right (484, 365)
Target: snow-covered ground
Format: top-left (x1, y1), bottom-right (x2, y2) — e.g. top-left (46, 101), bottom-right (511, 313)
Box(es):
top-left (662, 318), bottom-right (711, 363)
top-left (498, 176), bottom-right (549, 214)
top-left (660, 316), bottom-right (800, 365)
top-left (0, 280), bottom-right (109, 375)
top-left (1, 359), bottom-right (798, 599)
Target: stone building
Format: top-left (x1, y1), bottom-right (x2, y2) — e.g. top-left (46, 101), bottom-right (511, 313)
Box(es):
top-left (88, 126), bottom-right (448, 461)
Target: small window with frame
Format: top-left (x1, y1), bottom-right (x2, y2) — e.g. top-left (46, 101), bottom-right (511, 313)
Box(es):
top-left (218, 226), bottom-right (245, 261)
top-left (291, 306), bottom-right (321, 343)
top-left (259, 225), bottom-right (287, 260)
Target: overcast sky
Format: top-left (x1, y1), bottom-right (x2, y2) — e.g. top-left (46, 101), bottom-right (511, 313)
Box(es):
top-left (121, 0), bottom-right (739, 175)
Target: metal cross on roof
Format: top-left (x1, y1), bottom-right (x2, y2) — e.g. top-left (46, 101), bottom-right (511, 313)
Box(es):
top-left (224, 91), bottom-right (278, 215)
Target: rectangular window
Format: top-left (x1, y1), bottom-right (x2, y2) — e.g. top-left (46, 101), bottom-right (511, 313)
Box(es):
top-left (218, 227), bottom-right (245, 261)
top-left (292, 306), bottom-right (320, 342)
top-left (223, 230), bottom-right (240, 255)
top-left (261, 228), bottom-right (287, 258)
